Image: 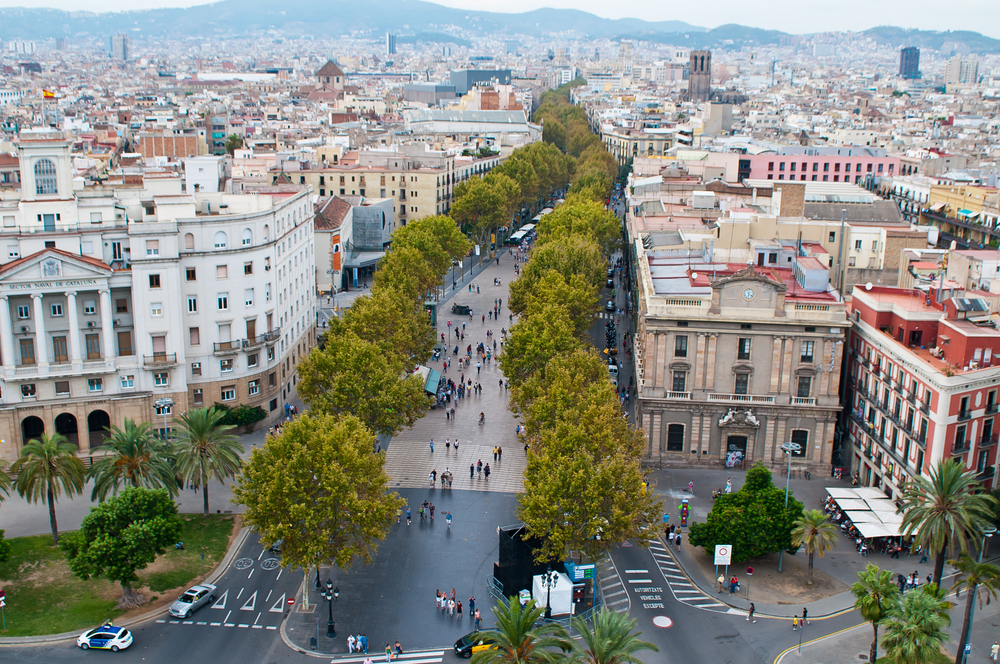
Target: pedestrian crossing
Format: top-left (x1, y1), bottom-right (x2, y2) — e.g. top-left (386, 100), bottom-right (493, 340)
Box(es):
top-left (647, 540), bottom-right (729, 613)
top-left (596, 556), bottom-right (629, 613)
top-left (331, 651), bottom-right (445, 663)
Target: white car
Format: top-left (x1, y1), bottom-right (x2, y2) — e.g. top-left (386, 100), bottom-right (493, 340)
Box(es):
top-left (168, 583), bottom-right (217, 619)
top-left (77, 623), bottom-right (133, 651)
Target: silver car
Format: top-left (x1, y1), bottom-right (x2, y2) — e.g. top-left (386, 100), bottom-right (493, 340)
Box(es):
top-left (168, 583), bottom-right (217, 619)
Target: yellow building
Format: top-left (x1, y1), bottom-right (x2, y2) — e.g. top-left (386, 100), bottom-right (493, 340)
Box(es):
top-left (921, 184), bottom-right (1000, 248)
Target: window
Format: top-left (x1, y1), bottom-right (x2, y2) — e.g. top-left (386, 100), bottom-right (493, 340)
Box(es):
top-left (244, 261), bottom-right (253, 275)
top-left (242, 229), bottom-right (252, 246)
top-left (666, 423), bottom-right (684, 452)
top-left (187, 296), bottom-right (198, 313)
top-left (86, 334), bottom-right (100, 359)
top-left (88, 378), bottom-right (103, 393)
top-left (214, 231), bottom-right (228, 249)
top-left (855, 240), bottom-right (862, 250)
top-left (829, 232), bottom-right (836, 243)
top-left (217, 265), bottom-right (228, 279)
top-left (221, 386), bottom-right (236, 401)
top-left (146, 239), bottom-right (159, 256)
top-left (267, 347), bottom-right (275, 362)
top-left (189, 327), bottom-right (200, 345)
top-left (956, 424), bottom-right (968, 449)
top-left (790, 429), bottom-right (808, 456)
top-left (672, 371), bottom-right (687, 392)
top-left (249, 380), bottom-right (260, 396)
top-left (34, 158), bottom-right (57, 195)
top-left (21, 383), bottom-right (36, 397)
top-left (221, 358), bottom-right (234, 372)
top-left (150, 302), bottom-right (163, 316)
top-left (872, 240), bottom-right (878, 251)
top-left (112, 241), bottom-right (123, 260)
top-left (248, 353), bottom-right (258, 368)
top-left (193, 388), bottom-right (204, 405)
top-left (55, 380), bottom-right (70, 395)
top-left (52, 336), bottom-right (67, 363)
top-left (8, 245), bottom-right (19, 258)
top-left (16, 305), bottom-right (29, 319)
top-left (675, 335), bottom-right (688, 357)
top-left (184, 233), bottom-right (195, 250)
top-left (154, 372), bottom-right (169, 387)
top-left (83, 300), bottom-right (96, 315)
top-left (269, 372), bottom-right (277, 387)
top-left (245, 288), bottom-right (254, 306)
top-left (737, 338), bottom-right (751, 360)
top-left (797, 376), bottom-right (812, 398)
top-left (186, 267), bottom-right (197, 281)
top-left (19, 338), bottom-right (35, 365)
top-left (188, 362), bottom-right (203, 379)
top-left (51, 303), bottom-right (63, 317)
top-left (734, 373), bottom-right (750, 395)
top-left (3, 215), bottom-right (15, 228)
top-left (154, 403), bottom-right (172, 416)
top-left (117, 331), bottom-right (133, 356)
top-left (801, 340), bottom-right (814, 363)
top-left (120, 375), bottom-right (135, 389)
top-left (148, 274), bottom-right (161, 288)
top-left (266, 283), bottom-right (271, 302)
top-left (116, 298), bottom-right (128, 313)
top-left (217, 293), bottom-right (229, 311)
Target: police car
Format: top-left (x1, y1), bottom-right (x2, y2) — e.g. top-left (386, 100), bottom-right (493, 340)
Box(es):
top-left (77, 622), bottom-right (133, 651)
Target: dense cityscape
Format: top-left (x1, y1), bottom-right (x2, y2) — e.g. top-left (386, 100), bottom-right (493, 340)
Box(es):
top-left (1, 2), bottom-right (1000, 664)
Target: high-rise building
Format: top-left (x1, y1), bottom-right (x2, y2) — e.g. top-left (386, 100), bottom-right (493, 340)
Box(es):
top-left (899, 47), bottom-right (920, 79)
top-left (688, 50), bottom-right (712, 101)
top-left (505, 40), bottom-right (519, 55)
top-left (945, 55), bottom-right (980, 85)
top-left (618, 40), bottom-right (633, 63)
top-left (385, 33), bottom-right (396, 56)
top-left (110, 34), bottom-right (129, 61)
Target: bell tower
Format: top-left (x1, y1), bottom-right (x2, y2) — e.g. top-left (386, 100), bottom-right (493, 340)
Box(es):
top-left (17, 129), bottom-right (73, 203)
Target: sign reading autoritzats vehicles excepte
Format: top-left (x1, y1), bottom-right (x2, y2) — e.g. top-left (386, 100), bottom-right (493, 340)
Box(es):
top-left (714, 545), bottom-right (732, 565)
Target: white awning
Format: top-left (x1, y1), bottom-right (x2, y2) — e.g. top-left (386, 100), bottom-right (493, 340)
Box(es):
top-left (845, 511), bottom-right (882, 523)
top-left (826, 488), bottom-right (860, 498)
top-left (853, 488), bottom-right (888, 500)
top-left (834, 498), bottom-right (871, 510)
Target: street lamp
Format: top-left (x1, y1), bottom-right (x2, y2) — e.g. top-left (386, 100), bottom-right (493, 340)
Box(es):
top-left (541, 570), bottom-right (559, 619)
top-left (321, 579), bottom-right (339, 638)
top-left (154, 397), bottom-right (173, 440)
top-left (777, 441), bottom-right (802, 573)
top-left (957, 526), bottom-right (997, 664)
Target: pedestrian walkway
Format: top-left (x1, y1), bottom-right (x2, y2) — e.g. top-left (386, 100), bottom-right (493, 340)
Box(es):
top-left (596, 556), bottom-right (628, 614)
top-left (384, 249), bottom-right (526, 493)
top-left (648, 538), bottom-right (728, 613)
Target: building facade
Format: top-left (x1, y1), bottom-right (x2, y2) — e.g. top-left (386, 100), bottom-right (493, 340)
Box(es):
top-left (687, 50), bottom-right (712, 102)
top-left (899, 47), bottom-right (920, 79)
top-left (0, 130), bottom-right (317, 462)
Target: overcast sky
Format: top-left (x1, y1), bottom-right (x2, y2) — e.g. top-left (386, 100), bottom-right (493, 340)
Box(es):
top-left (1, 0), bottom-right (997, 38)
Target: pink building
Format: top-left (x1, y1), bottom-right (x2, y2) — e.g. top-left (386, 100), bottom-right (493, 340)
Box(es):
top-left (743, 151), bottom-right (900, 183)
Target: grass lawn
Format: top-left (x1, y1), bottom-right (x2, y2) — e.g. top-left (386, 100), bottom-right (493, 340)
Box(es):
top-left (0, 514), bottom-right (235, 637)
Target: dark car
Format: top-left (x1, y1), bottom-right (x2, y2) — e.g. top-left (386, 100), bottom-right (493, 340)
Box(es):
top-left (454, 629), bottom-right (498, 658)
top-left (606, 279), bottom-right (614, 288)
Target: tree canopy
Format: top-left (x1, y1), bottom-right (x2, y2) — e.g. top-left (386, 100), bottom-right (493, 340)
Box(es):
top-left (688, 463), bottom-right (805, 563)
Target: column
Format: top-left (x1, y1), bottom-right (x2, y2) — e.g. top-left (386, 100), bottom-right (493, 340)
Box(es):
top-left (828, 339), bottom-right (843, 397)
top-left (31, 294), bottom-right (48, 367)
top-left (652, 333), bottom-right (662, 388)
top-left (819, 338), bottom-right (832, 396)
top-left (690, 412), bottom-right (702, 457)
top-left (705, 335), bottom-right (717, 390)
top-left (780, 338), bottom-right (794, 394)
top-left (770, 337), bottom-right (783, 392)
top-left (0, 296), bottom-right (14, 370)
top-left (763, 416), bottom-right (777, 463)
top-left (65, 291), bottom-right (81, 363)
top-left (694, 333), bottom-right (707, 389)
top-left (100, 290), bottom-right (114, 361)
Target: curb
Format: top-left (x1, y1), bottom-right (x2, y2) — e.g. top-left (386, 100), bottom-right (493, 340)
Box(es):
top-left (0, 525), bottom-right (253, 646)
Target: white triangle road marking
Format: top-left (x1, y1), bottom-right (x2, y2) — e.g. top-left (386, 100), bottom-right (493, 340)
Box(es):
top-left (269, 593), bottom-right (286, 613)
top-left (240, 591), bottom-right (257, 611)
top-left (211, 590), bottom-right (228, 609)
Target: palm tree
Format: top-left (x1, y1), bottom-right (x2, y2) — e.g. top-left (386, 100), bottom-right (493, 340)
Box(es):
top-left (569, 607), bottom-right (658, 664)
top-left (791, 509), bottom-right (839, 585)
top-left (948, 554), bottom-right (1000, 664)
top-left (87, 418), bottom-right (177, 501)
top-left (171, 406), bottom-right (242, 516)
top-left (880, 583), bottom-right (952, 664)
top-left (11, 432), bottom-right (86, 544)
top-left (0, 460), bottom-right (12, 501)
top-left (473, 598), bottom-right (572, 664)
top-left (899, 459), bottom-right (996, 586)
top-left (852, 563), bottom-right (900, 664)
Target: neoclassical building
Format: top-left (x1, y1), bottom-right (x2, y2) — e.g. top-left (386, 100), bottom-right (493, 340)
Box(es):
top-left (633, 247), bottom-right (849, 472)
top-left (0, 130), bottom-right (317, 462)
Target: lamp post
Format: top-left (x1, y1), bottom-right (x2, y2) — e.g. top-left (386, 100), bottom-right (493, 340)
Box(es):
top-left (541, 570), bottom-right (559, 619)
top-left (154, 397), bottom-right (173, 440)
top-left (777, 441), bottom-right (802, 573)
top-left (321, 579), bottom-right (339, 638)
top-left (957, 526), bottom-right (997, 664)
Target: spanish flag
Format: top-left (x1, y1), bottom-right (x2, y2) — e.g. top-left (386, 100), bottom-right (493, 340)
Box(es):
top-left (42, 90), bottom-right (55, 99)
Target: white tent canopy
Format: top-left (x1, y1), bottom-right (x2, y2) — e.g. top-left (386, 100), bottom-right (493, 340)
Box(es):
top-left (826, 488), bottom-right (860, 498)
top-left (866, 499), bottom-right (897, 512)
top-left (855, 522), bottom-right (901, 538)
top-left (845, 511), bottom-right (883, 523)
top-left (835, 498), bottom-right (871, 511)
top-left (853, 487), bottom-right (889, 500)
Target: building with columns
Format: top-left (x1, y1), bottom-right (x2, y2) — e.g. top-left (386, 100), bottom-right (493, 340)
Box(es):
top-left (0, 129), bottom-right (317, 462)
top-left (633, 245), bottom-right (848, 473)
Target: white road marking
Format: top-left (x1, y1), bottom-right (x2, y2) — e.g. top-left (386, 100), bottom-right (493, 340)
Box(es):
top-left (196, 621), bottom-right (207, 625)
top-left (248, 568), bottom-right (254, 579)
top-left (257, 549), bottom-right (265, 561)
top-left (236, 587), bottom-right (244, 600)
top-left (240, 591), bottom-right (257, 611)
top-left (223, 610), bottom-right (232, 624)
top-left (333, 654), bottom-right (446, 664)
top-left (238, 624), bottom-right (249, 628)
top-left (624, 569), bottom-right (649, 574)
top-left (606, 598), bottom-right (628, 607)
top-left (251, 625), bottom-right (263, 629)
top-left (224, 623), bottom-right (235, 627)
top-left (182, 621), bottom-right (193, 625)
top-left (270, 593), bottom-right (287, 613)
top-left (210, 622), bottom-right (221, 626)
top-left (155, 620), bottom-right (166, 624)
top-left (265, 590), bottom-right (273, 603)
top-left (604, 590), bottom-right (626, 598)
top-left (276, 569), bottom-right (282, 581)
top-left (254, 612), bottom-right (262, 625)
top-left (627, 579), bottom-right (653, 583)
top-left (211, 590), bottom-right (228, 609)
top-left (266, 626), bottom-right (277, 630)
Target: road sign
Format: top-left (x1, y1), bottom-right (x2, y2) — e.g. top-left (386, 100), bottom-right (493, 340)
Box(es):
top-left (287, 598), bottom-right (295, 606)
top-left (0, 600), bottom-right (5, 608)
top-left (714, 545), bottom-right (732, 565)
top-left (747, 567), bottom-right (754, 576)
top-left (0, 589), bottom-right (5, 599)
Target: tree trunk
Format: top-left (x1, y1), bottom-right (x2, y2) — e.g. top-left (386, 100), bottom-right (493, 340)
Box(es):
top-left (117, 584), bottom-right (147, 610)
top-left (807, 551), bottom-right (814, 585)
top-left (955, 581), bottom-right (977, 664)
top-left (47, 485), bottom-right (59, 545)
top-left (870, 622), bottom-right (879, 664)
top-left (202, 468), bottom-right (210, 517)
top-left (933, 543), bottom-right (948, 587)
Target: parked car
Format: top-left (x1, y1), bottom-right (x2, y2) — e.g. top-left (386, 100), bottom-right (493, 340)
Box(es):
top-left (606, 278), bottom-right (614, 289)
top-left (605, 300), bottom-right (615, 311)
top-left (77, 623), bottom-right (133, 651)
top-left (454, 629), bottom-right (498, 658)
top-left (168, 583), bottom-right (217, 619)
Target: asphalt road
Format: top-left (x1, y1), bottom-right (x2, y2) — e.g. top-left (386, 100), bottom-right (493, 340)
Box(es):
top-left (2, 533), bottom-right (301, 664)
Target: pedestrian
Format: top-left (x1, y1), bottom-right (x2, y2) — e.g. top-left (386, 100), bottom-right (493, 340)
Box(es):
top-left (730, 576), bottom-right (738, 594)
top-left (482, 315), bottom-right (485, 324)
top-left (469, 596), bottom-right (476, 614)
top-left (792, 616), bottom-right (798, 631)
top-left (406, 507), bottom-right (411, 525)
top-left (474, 608), bottom-right (481, 630)
top-left (926, 573), bottom-right (932, 586)
top-left (493, 446), bottom-right (498, 461)
top-left (430, 503), bottom-right (435, 520)
top-left (675, 533), bottom-right (681, 549)
top-left (717, 574), bottom-right (725, 593)
top-left (457, 600), bottom-right (463, 618)
top-left (484, 463), bottom-right (491, 480)
top-left (436, 590), bottom-right (442, 609)
top-left (725, 478), bottom-right (732, 494)
top-left (992, 641), bottom-right (999, 663)
top-left (688, 480), bottom-right (694, 494)
top-left (449, 598), bottom-right (455, 616)
top-left (919, 546), bottom-right (929, 564)
top-left (385, 644), bottom-right (392, 663)
top-left (470, 463), bottom-right (475, 479)
top-left (497, 446), bottom-right (502, 462)
top-left (429, 439), bottom-right (434, 453)
top-left (802, 608), bottom-right (808, 625)
top-left (362, 634), bottom-right (369, 653)
top-left (348, 634), bottom-right (356, 653)
top-left (747, 603), bottom-right (756, 623)
top-left (395, 641), bottom-right (402, 656)
top-left (477, 460), bottom-right (483, 477)
top-left (446, 511), bottom-right (452, 528)
top-left (667, 529), bottom-right (674, 545)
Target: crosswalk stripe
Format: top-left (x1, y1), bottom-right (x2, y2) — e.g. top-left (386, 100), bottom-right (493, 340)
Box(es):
top-left (624, 569), bottom-right (648, 574)
top-left (627, 579), bottom-right (652, 583)
top-left (333, 653), bottom-right (446, 664)
top-left (606, 598), bottom-right (628, 607)
top-left (688, 602), bottom-right (726, 608)
top-left (604, 590), bottom-right (626, 598)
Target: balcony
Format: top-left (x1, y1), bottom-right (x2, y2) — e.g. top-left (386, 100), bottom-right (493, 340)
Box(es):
top-left (213, 340), bottom-right (241, 353)
top-left (665, 391), bottom-right (691, 400)
top-left (143, 353), bottom-right (177, 366)
top-left (958, 409), bottom-right (972, 421)
top-left (791, 397), bottom-right (817, 406)
top-left (952, 440), bottom-right (972, 456)
top-left (988, 403), bottom-right (999, 415)
top-left (978, 466), bottom-right (996, 483)
top-left (707, 393), bottom-right (776, 405)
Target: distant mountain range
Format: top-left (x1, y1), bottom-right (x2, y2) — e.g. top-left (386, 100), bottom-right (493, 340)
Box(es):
top-left (1, 0), bottom-right (998, 54)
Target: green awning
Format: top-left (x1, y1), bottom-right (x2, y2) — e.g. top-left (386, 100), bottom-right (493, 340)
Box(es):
top-left (425, 369), bottom-right (441, 395)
